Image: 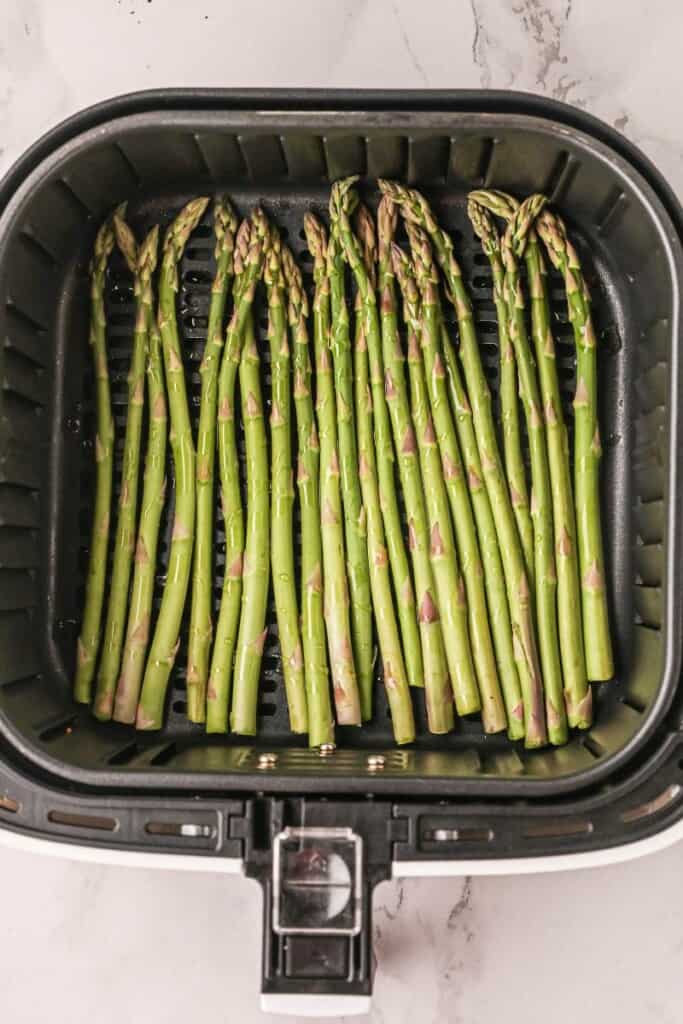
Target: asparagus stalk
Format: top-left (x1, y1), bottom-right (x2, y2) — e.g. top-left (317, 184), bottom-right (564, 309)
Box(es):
top-left (440, 324), bottom-right (525, 738)
top-left (525, 224), bottom-right (590, 722)
top-left (206, 220), bottom-right (263, 733)
top-left (482, 194), bottom-right (566, 743)
top-left (377, 198), bottom-right (453, 734)
top-left (407, 222), bottom-right (506, 732)
top-left (137, 197), bottom-right (209, 729)
top-left (536, 207), bottom-right (613, 683)
top-left (303, 213), bottom-right (361, 727)
top-left (186, 197), bottom-right (237, 723)
top-left (74, 204), bottom-right (123, 704)
top-left (283, 245), bottom-right (335, 747)
top-left (467, 198), bottom-right (533, 588)
top-left (352, 276), bottom-right (415, 745)
top-left (381, 181), bottom-right (547, 747)
top-left (93, 218), bottom-right (158, 718)
top-left (113, 316), bottom-right (167, 723)
top-left (230, 212), bottom-right (271, 735)
top-left (392, 246), bottom-right (479, 719)
top-left (472, 190), bottom-right (591, 728)
top-left (327, 210), bottom-right (374, 719)
top-left (331, 181), bottom-right (423, 699)
top-left (261, 216), bottom-right (307, 734)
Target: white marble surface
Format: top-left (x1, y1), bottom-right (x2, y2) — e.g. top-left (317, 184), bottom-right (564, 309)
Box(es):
top-left (1, 1), bottom-right (683, 1021)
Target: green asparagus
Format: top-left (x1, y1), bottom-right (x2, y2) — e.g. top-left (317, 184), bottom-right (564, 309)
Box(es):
top-left (393, 246), bottom-right (480, 719)
top-left (440, 324), bottom-right (525, 738)
top-left (74, 204), bottom-right (123, 704)
top-left (261, 216), bottom-right (307, 734)
top-left (113, 315), bottom-right (168, 723)
top-left (536, 207), bottom-right (613, 685)
top-left (332, 180), bottom-right (423, 699)
top-left (94, 219), bottom-right (158, 719)
top-left (353, 273), bottom-right (415, 744)
top-left (467, 197), bottom-right (533, 588)
top-left (327, 209), bottom-right (374, 719)
top-left (378, 197), bottom-right (453, 734)
top-left (407, 222), bottom-right (506, 732)
top-left (206, 220), bottom-right (263, 733)
top-left (381, 181), bottom-right (546, 746)
top-left (186, 197), bottom-right (237, 723)
top-left (304, 213), bottom-right (361, 727)
top-left (283, 244), bottom-right (335, 746)
top-left (137, 197), bottom-right (209, 729)
top-left (230, 212), bottom-right (271, 735)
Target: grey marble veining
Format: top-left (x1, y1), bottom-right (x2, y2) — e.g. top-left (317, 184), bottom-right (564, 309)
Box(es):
top-left (1, 1), bottom-right (682, 1021)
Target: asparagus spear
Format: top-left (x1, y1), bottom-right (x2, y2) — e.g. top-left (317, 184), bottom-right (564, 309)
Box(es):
top-left (93, 219), bottom-right (158, 717)
top-left (74, 204), bottom-right (123, 705)
top-left (472, 190), bottom-right (591, 728)
top-left (352, 278), bottom-right (415, 745)
top-left (377, 198), bottom-right (453, 734)
top-left (303, 213), bottom-right (361, 727)
top-left (393, 246), bottom-right (479, 719)
top-left (230, 212), bottom-right (271, 735)
top-left (407, 222), bottom-right (506, 732)
top-left (475, 193), bottom-right (566, 743)
top-left (283, 245), bottom-right (335, 747)
top-left (113, 316), bottom-right (167, 723)
top-left (525, 222), bottom-right (590, 722)
top-left (93, 219), bottom-right (158, 719)
top-left (137, 197), bottom-right (209, 729)
top-left (381, 181), bottom-right (547, 747)
top-left (331, 180), bottom-right (423, 699)
top-left (536, 207), bottom-right (613, 684)
top-left (206, 220), bottom-right (263, 733)
top-left (467, 198), bottom-right (533, 588)
top-left (186, 197), bottom-right (237, 724)
top-left (261, 216), bottom-right (307, 734)
top-left (440, 324), bottom-right (525, 739)
top-left (327, 209), bottom-right (374, 719)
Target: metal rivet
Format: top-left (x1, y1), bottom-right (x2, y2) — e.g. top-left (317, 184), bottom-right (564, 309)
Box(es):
top-left (319, 743), bottom-right (336, 757)
top-left (367, 754), bottom-right (385, 771)
top-left (258, 752), bottom-right (278, 769)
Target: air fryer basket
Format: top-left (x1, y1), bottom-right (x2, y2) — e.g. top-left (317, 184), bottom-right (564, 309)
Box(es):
top-left (0, 93), bottom-right (680, 801)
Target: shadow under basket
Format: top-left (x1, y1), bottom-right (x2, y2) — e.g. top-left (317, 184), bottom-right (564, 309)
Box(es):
top-left (0, 91), bottom-right (680, 800)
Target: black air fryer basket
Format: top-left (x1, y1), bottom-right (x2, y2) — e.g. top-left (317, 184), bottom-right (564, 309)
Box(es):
top-left (0, 91), bottom-right (682, 1004)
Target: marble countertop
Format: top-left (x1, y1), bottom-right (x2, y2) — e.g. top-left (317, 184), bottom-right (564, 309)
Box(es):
top-left (1, 1), bottom-right (682, 1021)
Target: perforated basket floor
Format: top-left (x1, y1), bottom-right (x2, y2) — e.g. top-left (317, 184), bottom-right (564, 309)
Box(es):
top-left (0, 94), bottom-right (679, 796)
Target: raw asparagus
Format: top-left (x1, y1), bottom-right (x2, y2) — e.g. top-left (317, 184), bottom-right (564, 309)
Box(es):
top-left (331, 179), bottom-right (423, 697)
top-left (473, 189), bottom-right (591, 728)
top-left (137, 197), bottom-right (209, 729)
top-left (186, 197), bottom-right (237, 723)
top-left (525, 221), bottom-right (590, 723)
top-left (393, 246), bottom-right (480, 719)
top-left (536, 207), bottom-right (613, 684)
top-left (74, 204), bottom-right (123, 705)
top-left (207, 220), bottom-right (263, 733)
top-left (353, 270), bottom-right (415, 745)
top-left (467, 197), bottom-right (533, 588)
top-left (381, 181), bottom-right (547, 746)
top-left (113, 315), bottom-right (168, 723)
top-left (327, 208), bottom-right (374, 719)
top-left (262, 217), bottom-right (307, 734)
top-left (378, 197), bottom-right (453, 734)
top-left (283, 244), bottom-right (335, 747)
top-left (486, 193), bottom-right (566, 743)
top-left (230, 212), bottom-right (271, 735)
top-left (407, 222), bottom-right (506, 732)
top-left (94, 219), bottom-right (158, 719)
top-left (304, 213), bottom-right (361, 727)
top-left (440, 324), bottom-right (525, 738)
